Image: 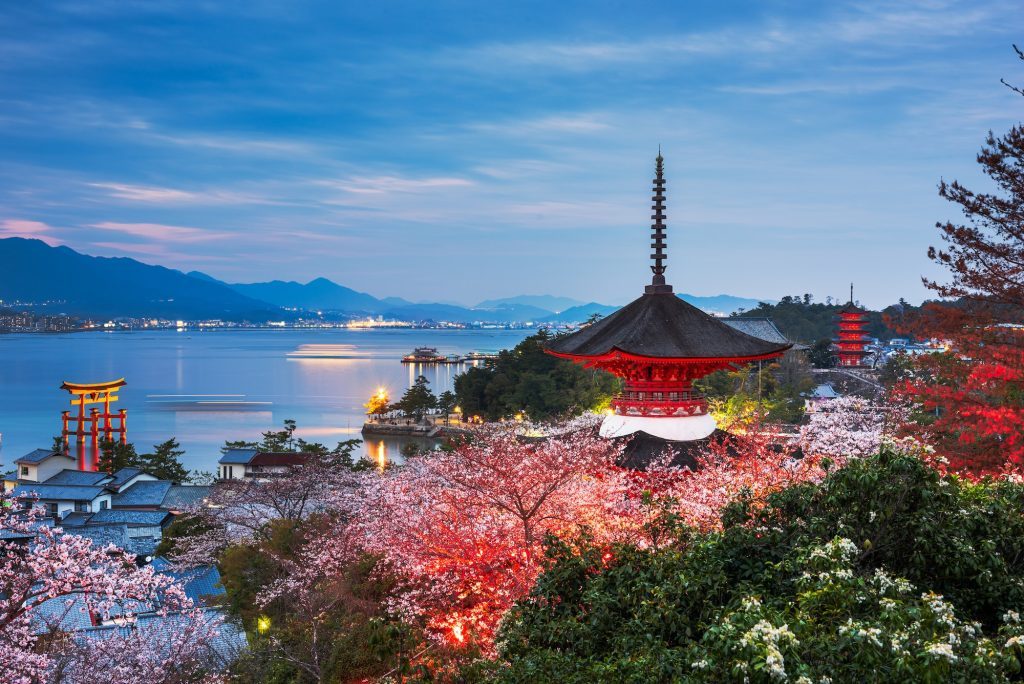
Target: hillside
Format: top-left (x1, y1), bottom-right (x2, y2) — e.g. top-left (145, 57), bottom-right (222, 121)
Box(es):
top-left (0, 238), bottom-right (283, 321)
top-left (741, 296), bottom-right (905, 343)
top-left (476, 295), bottom-right (584, 313)
top-left (226, 277), bottom-right (394, 313)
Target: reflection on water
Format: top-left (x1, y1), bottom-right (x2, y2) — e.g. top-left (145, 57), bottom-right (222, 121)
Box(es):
top-left (147, 394), bottom-right (272, 411)
top-left (0, 328), bottom-right (532, 472)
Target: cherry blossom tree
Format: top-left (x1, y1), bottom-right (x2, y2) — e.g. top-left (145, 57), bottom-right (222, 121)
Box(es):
top-left (271, 419), bottom-right (850, 651)
top-left (170, 449), bottom-right (368, 567)
top-left (270, 425), bottom-right (634, 649)
top-left (0, 493), bottom-right (224, 683)
top-left (798, 395), bottom-right (890, 459)
top-left (643, 422), bottom-right (838, 533)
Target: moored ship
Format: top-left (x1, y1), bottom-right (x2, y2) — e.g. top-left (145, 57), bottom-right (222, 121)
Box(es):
top-left (401, 347), bottom-right (449, 363)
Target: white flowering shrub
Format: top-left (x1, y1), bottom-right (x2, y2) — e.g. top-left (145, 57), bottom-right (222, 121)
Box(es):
top-left (488, 450), bottom-right (1024, 683)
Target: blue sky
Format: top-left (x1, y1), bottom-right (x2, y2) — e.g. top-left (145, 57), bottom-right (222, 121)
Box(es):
top-left (0, 1), bottom-right (1021, 308)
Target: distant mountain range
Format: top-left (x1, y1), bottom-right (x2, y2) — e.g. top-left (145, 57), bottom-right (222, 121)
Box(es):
top-left (0, 238), bottom-right (773, 323)
top-left (0, 238), bottom-right (280, 320)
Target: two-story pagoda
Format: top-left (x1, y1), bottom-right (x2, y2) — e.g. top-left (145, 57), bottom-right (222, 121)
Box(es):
top-left (546, 153), bottom-right (791, 443)
top-left (835, 285), bottom-right (870, 367)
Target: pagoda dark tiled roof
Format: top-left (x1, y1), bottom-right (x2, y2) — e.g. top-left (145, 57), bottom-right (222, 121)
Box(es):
top-left (723, 317), bottom-right (791, 345)
top-left (547, 293), bottom-right (792, 359)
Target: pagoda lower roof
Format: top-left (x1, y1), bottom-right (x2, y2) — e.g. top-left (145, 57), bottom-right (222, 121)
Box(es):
top-left (546, 292), bottom-right (792, 360)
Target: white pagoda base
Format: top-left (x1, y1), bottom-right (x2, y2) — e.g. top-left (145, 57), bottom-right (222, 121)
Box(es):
top-left (599, 413), bottom-right (717, 442)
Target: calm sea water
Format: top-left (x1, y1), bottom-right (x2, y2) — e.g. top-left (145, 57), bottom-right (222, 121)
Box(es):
top-left (0, 328), bottom-right (533, 473)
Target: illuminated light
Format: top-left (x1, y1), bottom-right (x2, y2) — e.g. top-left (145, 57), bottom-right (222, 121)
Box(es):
top-left (514, 412), bottom-right (524, 422)
top-left (451, 622), bottom-right (465, 643)
top-left (603, 408), bottom-right (615, 417)
top-left (257, 615), bottom-right (271, 633)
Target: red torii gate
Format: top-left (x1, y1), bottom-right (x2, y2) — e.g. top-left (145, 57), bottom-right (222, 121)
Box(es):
top-left (60, 379), bottom-right (128, 472)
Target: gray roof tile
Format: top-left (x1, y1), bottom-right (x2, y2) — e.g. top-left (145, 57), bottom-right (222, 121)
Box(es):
top-left (88, 509), bottom-right (172, 526)
top-left (15, 448), bottom-right (62, 464)
top-left (43, 469), bottom-right (112, 486)
top-left (108, 467), bottom-right (146, 488)
top-left (112, 480), bottom-right (172, 507)
top-left (161, 485), bottom-right (212, 510)
top-left (218, 447), bottom-right (257, 464)
top-left (12, 484), bottom-right (107, 501)
top-left (547, 294), bottom-right (792, 359)
top-left (723, 317), bottom-right (792, 345)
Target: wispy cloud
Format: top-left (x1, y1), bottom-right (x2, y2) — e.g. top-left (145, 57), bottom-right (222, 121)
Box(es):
top-left (89, 221), bottom-right (231, 243)
top-left (89, 241), bottom-right (230, 262)
top-left (87, 182), bottom-right (272, 205)
top-left (0, 219), bottom-right (62, 245)
top-left (322, 175), bottom-right (475, 195)
top-left (468, 114), bottom-right (612, 136)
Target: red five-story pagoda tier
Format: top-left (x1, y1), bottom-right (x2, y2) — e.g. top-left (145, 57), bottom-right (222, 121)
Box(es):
top-left (545, 153), bottom-right (792, 441)
top-left (835, 284), bottom-right (870, 367)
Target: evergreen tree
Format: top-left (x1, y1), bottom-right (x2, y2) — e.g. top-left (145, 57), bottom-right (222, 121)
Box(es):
top-left (393, 376), bottom-right (437, 420)
top-left (97, 439), bottom-right (140, 474)
top-left (141, 438), bottom-right (190, 483)
top-left (808, 338), bottom-right (837, 368)
top-left (437, 390), bottom-right (457, 426)
top-left (453, 330), bottom-right (620, 422)
top-left (899, 47), bottom-right (1024, 470)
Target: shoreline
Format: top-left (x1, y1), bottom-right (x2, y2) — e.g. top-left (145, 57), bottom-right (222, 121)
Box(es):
top-left (361, 422), bottom-right (472, 440)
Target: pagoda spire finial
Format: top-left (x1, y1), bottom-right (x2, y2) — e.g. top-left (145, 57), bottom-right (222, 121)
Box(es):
top-left (646, 151), bottom-right (673, 294)
top-left (850, 282), bottom-right (854, 304)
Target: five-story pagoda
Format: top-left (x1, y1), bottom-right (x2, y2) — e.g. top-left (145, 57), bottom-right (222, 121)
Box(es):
top-left (835, 285), bottom-right (870, 367)
top-left (546, 153), bottom-right (792, 442)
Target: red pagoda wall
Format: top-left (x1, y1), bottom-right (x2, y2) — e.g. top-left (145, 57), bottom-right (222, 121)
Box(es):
top-left (835, 310), bottom-right (870, 367)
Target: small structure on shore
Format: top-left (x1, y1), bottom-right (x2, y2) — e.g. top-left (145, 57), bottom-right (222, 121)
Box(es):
top-left (545, 153), bottom-right (791, 445)
top-left (835, 285), bottom-right (871, 367)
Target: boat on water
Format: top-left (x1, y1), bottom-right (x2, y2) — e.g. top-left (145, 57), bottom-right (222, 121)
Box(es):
top-left (464, 351), bottom-right (499, 362)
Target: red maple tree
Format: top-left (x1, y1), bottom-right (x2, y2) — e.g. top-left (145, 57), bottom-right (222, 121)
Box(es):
top-left (897, 47), bottom-right (1024, 472)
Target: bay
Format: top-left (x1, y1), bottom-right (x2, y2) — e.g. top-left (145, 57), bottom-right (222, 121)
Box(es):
top-left (0, 328), bottom-right (533, 473)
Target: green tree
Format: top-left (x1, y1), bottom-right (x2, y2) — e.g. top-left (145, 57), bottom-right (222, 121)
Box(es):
top-left (437, 390), bottom-right (457, 426)
top-left (696, 352), bottom-right (813, 425)
top-left (808, 337), bottom-right (837, 368)
top-left (453, 330), bottom-right (621, 422)
top-left (485, 449), bottom-right (1024, 682)
top-left (140, 437), bottom-right (190, 483)
top-left (97, 439), bottom-right (140, 473)
top-left (392, 375), bottom-right (437, 420)
top-left (219, 517), bottom-right (426, 683)
top-left (879, 350), bottom-right (915, 388)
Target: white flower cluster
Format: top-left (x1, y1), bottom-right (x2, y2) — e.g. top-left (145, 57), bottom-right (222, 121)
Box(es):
top-left (740, 620), bottom-right (798, 682)
top-left (924, 641), bottom-right (957, 662)
top-left (838, 619), bottom-right (884, 647)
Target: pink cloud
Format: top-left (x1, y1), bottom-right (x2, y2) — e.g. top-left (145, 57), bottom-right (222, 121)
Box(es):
top-left (89, 221), bottom-right (232, 243)
top-left (87, 182), bottom-right (271, 206)
top-left (0, 219), bottom-right (62, 245)
top-left (90, 241), bottom-right (228, 262)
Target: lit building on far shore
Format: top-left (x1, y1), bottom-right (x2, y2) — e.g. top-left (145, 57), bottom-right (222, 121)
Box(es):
top-left (545, 153), bottom-right (791, 450)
